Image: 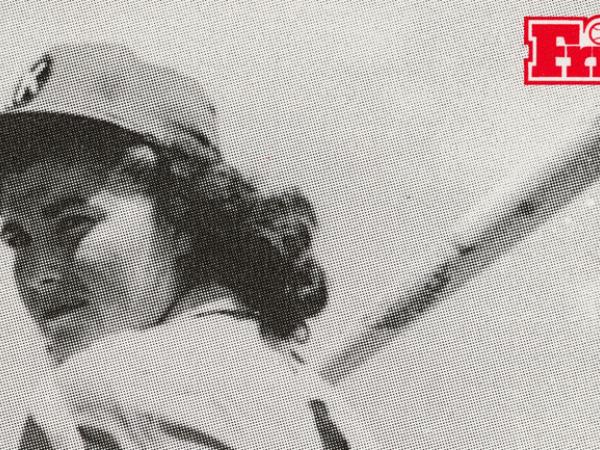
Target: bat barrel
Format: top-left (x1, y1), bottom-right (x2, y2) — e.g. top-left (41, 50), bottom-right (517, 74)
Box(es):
top-left (319, 123), bottom-right (600, 386)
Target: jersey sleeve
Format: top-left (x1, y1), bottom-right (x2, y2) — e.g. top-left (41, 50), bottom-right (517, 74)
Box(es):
top-left (54, 316), bottom-right (325, 449)
top-left (55, 317), bottom-right (245, 449)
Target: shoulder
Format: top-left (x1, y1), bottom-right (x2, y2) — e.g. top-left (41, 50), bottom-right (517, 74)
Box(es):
top-left (65, 313), bottom-right (265, 367)
top-left (56, 314), bottom-right (378, 448)
top-left (60, 314), bottom-right (287, 399)
top-left (58, 314), bottom-right (326, 447)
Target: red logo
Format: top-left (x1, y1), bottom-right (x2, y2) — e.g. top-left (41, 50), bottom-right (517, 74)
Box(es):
top-left (525, 16), bottom-right (600, 84)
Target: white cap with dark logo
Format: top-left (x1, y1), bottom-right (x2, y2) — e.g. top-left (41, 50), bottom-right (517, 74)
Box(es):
top-left (0, 43), bottom-right (220, 170)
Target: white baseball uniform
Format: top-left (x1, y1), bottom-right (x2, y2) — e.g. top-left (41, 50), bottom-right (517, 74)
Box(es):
top-left (21, 298), bottom-right (375, 449)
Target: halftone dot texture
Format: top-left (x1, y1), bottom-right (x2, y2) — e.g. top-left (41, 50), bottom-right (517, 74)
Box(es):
top-left (0, 1), bottom-right (599, 449)
top-left (0, 38), bottom-right (352, 449)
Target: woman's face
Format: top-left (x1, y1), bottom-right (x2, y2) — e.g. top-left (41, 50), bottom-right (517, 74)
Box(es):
top-left (0, 156), bottom-right (183, 363)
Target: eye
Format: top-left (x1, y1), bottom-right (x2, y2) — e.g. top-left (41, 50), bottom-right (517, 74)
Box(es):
top-left (56, 214), bottom-right (95, 237)
top-left (0, 225), bottom-right (31, 249)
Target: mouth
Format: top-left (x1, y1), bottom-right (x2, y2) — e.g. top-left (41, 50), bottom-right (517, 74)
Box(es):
top-left (43, 302), bottom-right (87, 321)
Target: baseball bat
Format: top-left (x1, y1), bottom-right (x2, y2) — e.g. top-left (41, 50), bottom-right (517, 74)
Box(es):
top-left (318, 120), bottom-right (600, 386)
top-left (15, 122), bottom-right (600, 446)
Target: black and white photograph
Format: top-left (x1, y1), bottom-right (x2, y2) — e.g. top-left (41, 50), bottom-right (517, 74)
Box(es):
top-left (0, 2), bottom-right (598, 449)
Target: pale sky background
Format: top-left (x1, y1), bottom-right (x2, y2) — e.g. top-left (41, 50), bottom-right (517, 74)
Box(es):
top-left (0, 1), bottom-right (599, 448)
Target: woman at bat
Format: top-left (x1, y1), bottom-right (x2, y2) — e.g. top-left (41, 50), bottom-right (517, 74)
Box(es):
top-left (4, 44), bottom-right (372, 449)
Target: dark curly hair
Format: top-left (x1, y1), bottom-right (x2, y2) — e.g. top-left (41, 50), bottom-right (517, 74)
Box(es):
top-left (110, 134), bottom-right (329, 341)
top-left (0, 115), bottom-right (328, 340)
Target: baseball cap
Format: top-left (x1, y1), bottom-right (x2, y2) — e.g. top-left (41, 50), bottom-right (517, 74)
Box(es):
top-left (0, 42), bottom-right (220, 173)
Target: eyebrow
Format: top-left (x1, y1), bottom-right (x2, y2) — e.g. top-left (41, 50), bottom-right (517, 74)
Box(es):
top-left (42, 196), bottom-right (88, 218)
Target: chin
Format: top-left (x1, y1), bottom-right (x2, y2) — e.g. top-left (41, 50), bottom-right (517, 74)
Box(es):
top-left (42, 316), bottom-right (101, 365)
top-left (46, 338), bottom-right (81, 366)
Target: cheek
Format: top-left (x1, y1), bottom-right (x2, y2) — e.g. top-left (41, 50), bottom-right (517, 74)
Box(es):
top-left (12, 253), bottom-right (28, 289)
top-left (74, 194), bottom-right (162, 313)
top-left (74, 228), bottom-right (125, 293)
top-left (12, 254), bottom-right (35, 311)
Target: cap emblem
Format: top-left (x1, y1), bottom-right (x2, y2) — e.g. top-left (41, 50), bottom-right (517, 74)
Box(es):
top-left (11, 55), bottom-right (51, 109)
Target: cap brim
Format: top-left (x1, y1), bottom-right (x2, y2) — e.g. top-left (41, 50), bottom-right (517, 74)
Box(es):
top-left (0, 111), bottom-right (145, 175)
